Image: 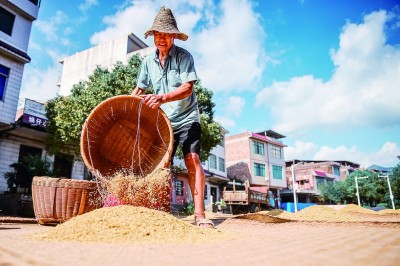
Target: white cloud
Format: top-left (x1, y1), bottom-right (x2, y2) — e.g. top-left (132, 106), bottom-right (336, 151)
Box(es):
top-left (90, 1), bottom-right (158, 45)
top-left (285, 141), bottom-right (400, 168)
top-left (79, 0), bottom-right (99, 12)
top-left (20, 49), bottom-right (68, 102)
top-left (20, 64), bottom-right (61, 103)
top-left (191, 0), bottom-right (266, 92)
top-left (35, 11), bottom-right (68, 42)
top-left (215, 115), bottom-right (235, 128)
top-left (284, 141), bottom-right (319, 161)
top-left (215, 95), bottom-right (245, 129)
top-left (225, 96), bottom-right (246, 117)
top-left (255, 10), bottom-right (400, 136)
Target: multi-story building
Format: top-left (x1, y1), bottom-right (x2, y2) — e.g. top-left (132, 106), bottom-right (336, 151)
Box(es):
top-left (282, 160), bottom-right (360, 204)
top-left (0, 0), bottom-right (41, 193)
top-left (225, 130), bottom-right (287, 207)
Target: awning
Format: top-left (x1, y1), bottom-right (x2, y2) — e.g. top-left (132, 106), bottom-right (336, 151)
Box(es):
top-left (314, 170), bottom-right (327, 177)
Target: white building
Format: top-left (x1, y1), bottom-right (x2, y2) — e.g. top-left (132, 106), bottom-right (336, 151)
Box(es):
top-left (0, 0), bottom-right (40, 193)
top-left (58, 33), bottom-right (151, 95)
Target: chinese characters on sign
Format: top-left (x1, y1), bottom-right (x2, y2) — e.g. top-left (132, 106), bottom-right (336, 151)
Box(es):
top-left (21, 99), bottom-right (47, 127)
top-left (22, 114), bottom-right (47, 127)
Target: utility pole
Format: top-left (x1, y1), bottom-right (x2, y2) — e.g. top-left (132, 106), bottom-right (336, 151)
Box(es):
top-left (354, 176), bottom-right (368, 206)
top-left (379, 175), bottom-right (395, 210)
top-left (291, 160), bottom-right (303, 213)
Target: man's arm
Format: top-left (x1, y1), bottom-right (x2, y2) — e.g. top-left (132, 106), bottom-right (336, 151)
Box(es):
top-left (131, 86), bottom-right (146, 96)
top-left (141, 81), bottom-right (194, 109)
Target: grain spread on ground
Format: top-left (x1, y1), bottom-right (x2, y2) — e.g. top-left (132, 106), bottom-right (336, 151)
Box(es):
top-left (378, 209), bottom-right (400, 214)
top-left (32, 205), bottom-right (231, 243)
top-left (240, 205), bottom-right (400, 224)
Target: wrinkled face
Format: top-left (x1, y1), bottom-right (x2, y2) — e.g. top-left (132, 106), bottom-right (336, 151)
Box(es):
top-left (154, 31), bottom-right (175, 55)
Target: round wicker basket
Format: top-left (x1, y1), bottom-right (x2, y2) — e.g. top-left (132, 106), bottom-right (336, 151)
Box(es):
top-left (80, 95), bottom-right (174, 178)
top-left (31, 176), bottom-right (100, 225)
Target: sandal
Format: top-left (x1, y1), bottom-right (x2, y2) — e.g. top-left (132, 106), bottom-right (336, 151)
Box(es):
top-left (195, 218), bottom-right (215, 228)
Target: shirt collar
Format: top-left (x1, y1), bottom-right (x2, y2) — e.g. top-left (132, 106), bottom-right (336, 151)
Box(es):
top-left (154, 44), bottom-right (177, 61)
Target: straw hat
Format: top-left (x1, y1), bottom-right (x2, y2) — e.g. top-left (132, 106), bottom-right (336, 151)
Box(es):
top-left (144, 6), bottom-right (188, 41)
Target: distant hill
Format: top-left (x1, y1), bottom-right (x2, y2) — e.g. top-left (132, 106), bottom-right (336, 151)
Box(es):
top-left (367, 164), bottom-right (394, 174)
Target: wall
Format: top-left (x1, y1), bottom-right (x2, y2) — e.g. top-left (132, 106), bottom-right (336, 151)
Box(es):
top-left (0, 139), bottom-right (20, 192)
top-left (226, 133), bottom-right (251, 164)
top-left (0, 55), bottom-right (24, 124)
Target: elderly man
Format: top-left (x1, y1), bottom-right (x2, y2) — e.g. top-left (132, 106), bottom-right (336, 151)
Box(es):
top-left (131, 7), bottom-right (213, 228)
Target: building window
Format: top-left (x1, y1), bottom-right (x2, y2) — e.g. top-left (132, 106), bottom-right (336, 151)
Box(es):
top-left (272, 165), bottom-right (282, 179)
top-left (333, 166), bottom-right (340, 176)
top-left (271, 144), bottom-right (282, 159)
top-left (0, 64), bottom-right (10, 101)
top-left (209, 154), bottom-right (217, 169)
top-left (219, 138), bottom-right (225, 147)
top-left (53, 154), bottom-right (73, 178)
top-left (252, 141), bottom-right (265, 155)
top-left (175, 180), bottom-right (184, 196)
top-left (204, 185), bottom-right (208, 200)
top-left (0, 7), bottom-right (15, 36)
top-left (315, 177), bottom-right (325, 191)
top-left (254, 163), bottom-right (265, 177)
top-left (218, 157), bottom-right (225, 172)
top-left (29, 0), bottom-right (40, 6)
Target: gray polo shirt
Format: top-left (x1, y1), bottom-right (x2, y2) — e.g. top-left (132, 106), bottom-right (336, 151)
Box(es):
top-left (136, 44), bottom-right (200, 131)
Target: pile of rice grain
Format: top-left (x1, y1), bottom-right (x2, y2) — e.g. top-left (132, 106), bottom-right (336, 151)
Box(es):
top-left (338, 204), bottom-right (377, 214)
top-left (294, 205), bottom-right (356, 222)
top-left (33, 206), bottom-right (230, 243)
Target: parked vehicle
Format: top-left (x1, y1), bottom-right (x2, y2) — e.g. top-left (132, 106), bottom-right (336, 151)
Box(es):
top-left (223, 179), bottom-right (270, 214)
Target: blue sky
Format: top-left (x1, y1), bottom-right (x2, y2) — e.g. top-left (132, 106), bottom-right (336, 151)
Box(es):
top-left (20, 0), bottom-right (400, 168)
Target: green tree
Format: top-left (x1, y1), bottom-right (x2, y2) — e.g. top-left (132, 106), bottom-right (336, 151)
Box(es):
top-left (45, 55), bottom-right (222, 162)
top-left (319, 181), bottom-right (347, 204)
top-left (319, 169), bottom-right (392, 207)
top-left (343, 170), bottom-right (380, 206)
top-left (3, 154), bottom-right (53, 193)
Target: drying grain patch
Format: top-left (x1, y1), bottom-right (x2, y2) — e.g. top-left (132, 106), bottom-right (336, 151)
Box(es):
top-left (378, 209), bottom-right (400, 215)
top-left (32, 205), bottom-right (231, 244)
top-left (294, 205), bottom-right (356, 222)
top-left (338, 204), bottom-right (377, 215)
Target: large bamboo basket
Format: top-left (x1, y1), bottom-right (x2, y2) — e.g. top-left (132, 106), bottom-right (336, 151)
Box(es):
top-left (32, 176), bottom-right (100, 225)
top-left (80, 95), bottom-right (174, 178)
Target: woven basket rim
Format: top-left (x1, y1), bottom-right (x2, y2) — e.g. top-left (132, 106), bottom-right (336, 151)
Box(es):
top-left (80, 95), bottom-right (174, 177)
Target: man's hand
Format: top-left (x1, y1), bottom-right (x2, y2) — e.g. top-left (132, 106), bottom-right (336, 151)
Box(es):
top-left (143, 94), bottom-right (163, 109)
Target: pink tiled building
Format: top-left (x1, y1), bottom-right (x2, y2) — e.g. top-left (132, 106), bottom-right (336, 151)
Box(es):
top-left (282, 160), bottom-right (360, 203)
top-left (225, 130), bottom-right (287, 207)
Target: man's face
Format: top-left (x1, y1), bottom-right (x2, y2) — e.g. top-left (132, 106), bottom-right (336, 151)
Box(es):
top-left (154, 31), bottom-right (175, 55)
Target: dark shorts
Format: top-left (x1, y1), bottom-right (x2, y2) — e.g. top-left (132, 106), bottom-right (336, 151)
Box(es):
top-left (170, 122), bottom-right (201, 165)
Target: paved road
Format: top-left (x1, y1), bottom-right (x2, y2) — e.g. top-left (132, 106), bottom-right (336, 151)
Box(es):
top-left (1, 217), bottom-right (399, 266)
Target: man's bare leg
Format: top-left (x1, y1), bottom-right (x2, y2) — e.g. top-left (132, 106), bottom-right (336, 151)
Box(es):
top-left (184, 153), bottom-right (214, 228)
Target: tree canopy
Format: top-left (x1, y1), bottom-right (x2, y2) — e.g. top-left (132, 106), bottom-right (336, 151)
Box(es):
top-left (319, 168), bottom-right (400, 208)
top-left (45, 54), bottom-right (222, 162)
